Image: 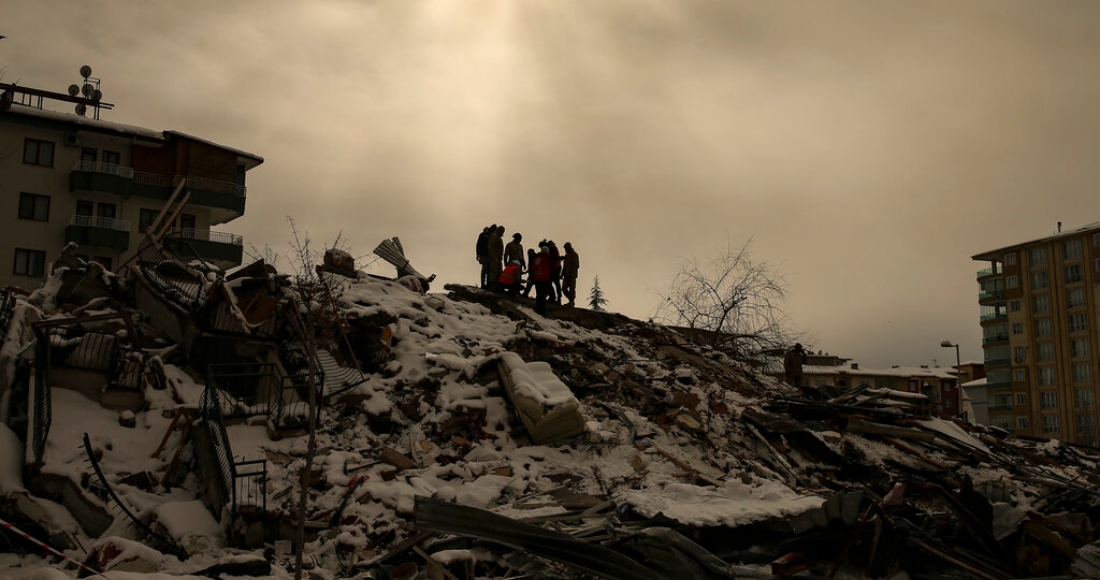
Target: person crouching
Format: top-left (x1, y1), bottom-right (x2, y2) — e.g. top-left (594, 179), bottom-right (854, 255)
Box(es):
top-left (499, 260), bottom-right (524, 296)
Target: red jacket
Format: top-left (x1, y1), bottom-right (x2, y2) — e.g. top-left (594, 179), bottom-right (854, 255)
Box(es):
top-left (499, 263), bottom-right (522, 285)
top-left (530, 253), bottom-right (552, 282)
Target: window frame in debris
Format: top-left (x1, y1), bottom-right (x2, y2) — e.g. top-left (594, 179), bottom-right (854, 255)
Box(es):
top-left (17, 192), bottom-right (50, 222)
top-left (22, 137), bottom-right (55, 167)
top-left (13, 248), bottom-right (46, 277)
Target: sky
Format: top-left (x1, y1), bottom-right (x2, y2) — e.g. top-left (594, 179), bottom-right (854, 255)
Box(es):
top-left (3, 0), bottom-right (1100, 369)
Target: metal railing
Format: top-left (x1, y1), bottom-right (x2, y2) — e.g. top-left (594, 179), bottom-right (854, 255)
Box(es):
top-left (980, 313), bottom-right (1007, 322)
top-left (75, 160), bottom-right (134, 178)
top-left (198, 379), bottom-right (268, 520)
top-left (984, 358), bottom-right (1010, 367)
top-left (134, 238), bottom-right (210, 311)
top-left (205, 362), bottom-right (321, 431)
top-left (988, 404), bottom-right (1013, 412)
top-left (982, 334), bottom-right (1009, 344)
top-left (164, 228), bottom-right (243, 246)
top-left (69, 214), bottom-right (131, 232)
top-left (976, 267), bottom-right (999, 279)
top-left (978, 290), bottom-right (1005, 301)
top-left (74, 160), bottom-right (246, 197)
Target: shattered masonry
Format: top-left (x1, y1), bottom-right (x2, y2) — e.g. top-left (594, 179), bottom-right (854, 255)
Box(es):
top-left (2, 243), bottom-right (1100, 579)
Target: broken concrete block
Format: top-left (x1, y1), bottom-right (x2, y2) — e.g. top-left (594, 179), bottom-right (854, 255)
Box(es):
top-left (380, 446), bottom-right (418, 472)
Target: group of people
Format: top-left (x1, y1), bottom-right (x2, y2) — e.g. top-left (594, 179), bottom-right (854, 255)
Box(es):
top-left (475, 224), bottom-right (580, 315)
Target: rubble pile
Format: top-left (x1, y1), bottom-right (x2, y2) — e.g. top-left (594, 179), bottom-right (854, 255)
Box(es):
top-left (2, 246), bottom-right (1100, 580)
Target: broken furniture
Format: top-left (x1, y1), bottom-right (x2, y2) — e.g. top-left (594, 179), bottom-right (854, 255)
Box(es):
top-left (496, 352), bottom-right (585, 445)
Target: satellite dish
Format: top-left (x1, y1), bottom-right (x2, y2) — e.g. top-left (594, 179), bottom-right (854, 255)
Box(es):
top-left (80, 65), bottom-right (93, 78)
top-left (75, 103), bottom-right (87, 116)
top-left (92, 89), bottom-right (102, 101)
top-left (82, 83), bottom-right (94, 97)
top-left (68, 84), bottom-right (80, 97)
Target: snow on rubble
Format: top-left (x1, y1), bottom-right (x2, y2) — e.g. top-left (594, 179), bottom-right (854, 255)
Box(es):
top-left (2, 265), bottom-right (1100, 579)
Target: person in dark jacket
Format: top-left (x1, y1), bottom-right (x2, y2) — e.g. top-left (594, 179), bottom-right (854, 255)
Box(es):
top-left (561, 242), bottom-right (579, 307)
top-left (522, 248), bottom-right (537, 297)
top-left (476, 225), bottom-right (494, 289)
top-left (547, 240), bottom-right (562, 303)
top-left (487, 225), bottom-right (505, 292)
top-left (504, 233), bottom-right (525, 269)
top-left (529, 245), bottom-right (553, 315)
top-left (784, 343), bottom-right (807, 387)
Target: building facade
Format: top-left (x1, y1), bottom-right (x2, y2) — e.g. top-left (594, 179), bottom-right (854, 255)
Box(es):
top-left (972, 222), bottom-right (1100, 444)
top-left (0, 83), bottom-right (262, 288)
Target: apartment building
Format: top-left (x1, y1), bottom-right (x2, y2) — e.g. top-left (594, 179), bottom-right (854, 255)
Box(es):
top-left (972, 222), bottom-right (1100, 445)
top-left (0, 82), bottom-right (262, 289)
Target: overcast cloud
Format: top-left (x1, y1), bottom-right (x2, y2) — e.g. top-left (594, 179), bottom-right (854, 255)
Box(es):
top-left (4, 0), bottom-right (1100, 368)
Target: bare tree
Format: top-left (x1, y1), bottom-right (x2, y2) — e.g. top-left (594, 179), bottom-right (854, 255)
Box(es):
top-left (654, 237), bottom-right (798, 358)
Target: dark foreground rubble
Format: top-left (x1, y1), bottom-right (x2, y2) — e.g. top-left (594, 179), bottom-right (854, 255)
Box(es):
top-left (1, 242), bottom-right (1100, 579)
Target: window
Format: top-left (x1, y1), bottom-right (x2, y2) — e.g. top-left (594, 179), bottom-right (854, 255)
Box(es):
top-left (1066, 264), bottom-right (1084, 284)
top-left (1095, 232), bottom-right (1100, 247)
top-left (17, 193), bottom-right (50, 221)
top-left (1015, 392), bottom-right (1028, 405)
top-left (1072, 338), bottom-right (1090, 359)
top-left (1014, 346), bottom-right (1029, 362)
top-left (13, 248), bottom-right (46, 277)
top-left (96, 203), bottom-right (117, 220)
top-left (1033, 294), bottom-right (1050, 313)
top-left (1078, 414), bottom-right (1095, 435)
top-left (1041, 390), bottom-right (1058, 410)
top-left (76, 200), bottom-right (94, 216)
top-left (1006, 275), bottom-right (1018, 289)
top-left (1004, 252), bottom-right (1017, 266)
top-left (1070, 313), bottom-right (1088, 333)
top-left (1068, 288), bottom-right (1086, 309)
top-left (80, 147), bottom-right (97, 164)
top-left (1074, 363), bottom-right (1093, 384)
top-left (139, 209), bottom-right (158, 233)
top-left (1076, 389), bottom-right (1094, 409)
top-left (1064, 239), bottom-right (1082, 260)
top-left (1043, 415), bottom-right (1060, 434)
top-left (179, 213), bottom-right (197, 233)
top-left (1016, 416), bottom-right (1029, 429)
top-left (1036, 318), bottom-right (1052, 337)
top-left (945, 399), bottom-right (954, 409)
top-left (1013, 369), bottom-right (1026, 382)
top-left (101, 150), bottom-right (120, 165)
top-left (23, 138), bottom-right (55, 167)
top-left (1030, 247), bottom-right (1047, 267)
top-left (1040, 367), bottom-right (1057, 386)
top-left (1012, 322), bottom-right (1023, 335)
top-left (1037, 342), bottom-right (1054, 362)
top-left (1011, 300), bottom-right (1021, 312)
top-left (1031, 272), bottom-right (1049, 290)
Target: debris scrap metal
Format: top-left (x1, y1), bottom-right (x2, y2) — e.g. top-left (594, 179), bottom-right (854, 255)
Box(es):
top-left (0, 237), bottom-right (1098, 579)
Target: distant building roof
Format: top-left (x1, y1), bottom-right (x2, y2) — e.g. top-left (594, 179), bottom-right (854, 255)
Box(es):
top-left (972, 221), bottom-right (1100, 261)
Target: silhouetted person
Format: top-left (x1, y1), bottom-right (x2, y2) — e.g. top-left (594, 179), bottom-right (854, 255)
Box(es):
top-left (784, 343), bottom-right (807, 387)
top-left (487, 225), bottom-right (505, 292)
top-left (476, 224), bottom-right (493, 289)
top-left (561, 242), bottom-right (579, 307)
top-left (530, 245), bottom-right (553, 315)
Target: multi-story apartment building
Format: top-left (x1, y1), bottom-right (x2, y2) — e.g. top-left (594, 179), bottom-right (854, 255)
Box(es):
top-left (972, 222), bottom-right (1100, 445)
top-left (0, 82), bottom-right (262, 289)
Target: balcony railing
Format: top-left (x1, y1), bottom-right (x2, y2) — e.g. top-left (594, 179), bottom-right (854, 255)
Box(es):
top-left (980, 313), bottom-right (1007, 322)
top-left (164, 228), bottom-right (243, 246)
top-left (69, 214), bottom-right (131, 231)
top-left (976, 267), bottom-right (1001, 279)
top-left (982, 334), bottom-right (1009, 344)
top-left (984, 358), bottom-right (1010, 367)
top-left (988, 404), bottom-right (1013, 412)
top-left (74, 161), bottom-right (246, 197)
top-left (978, 290), bottom-right (1005, 301)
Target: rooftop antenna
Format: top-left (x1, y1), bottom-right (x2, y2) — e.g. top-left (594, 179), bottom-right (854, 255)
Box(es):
top-left (69, 65), bottom-right (105, 119)
top-left (1057, 221), bottom-right (1062, 233)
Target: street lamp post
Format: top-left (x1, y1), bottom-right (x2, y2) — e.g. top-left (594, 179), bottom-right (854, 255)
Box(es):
top-left (941, 340), bottom-right (963, 419)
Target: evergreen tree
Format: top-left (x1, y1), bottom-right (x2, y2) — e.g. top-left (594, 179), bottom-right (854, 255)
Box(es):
top-left (588, 275), bottom-right (608, 312)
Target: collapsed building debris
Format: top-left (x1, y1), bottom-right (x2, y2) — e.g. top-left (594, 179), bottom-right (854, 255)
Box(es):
top-left (2, 240), bottom-right (1100, 579)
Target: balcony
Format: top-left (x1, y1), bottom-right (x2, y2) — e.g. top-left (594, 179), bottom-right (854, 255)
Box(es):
top-left (984, 358), bottom-right (1010, 367)
top-left (988, 404), bottom-right (1013, 413)
top-left (64, 214), bottom-right (131, 252)
top-left (162, 228), bottom-right (243, 267)
top-left (978, 289), bottom-right (1005, 301)
top-left (70, 161), bottom-right (246, 215)
top-left (976, 267), bottom-right (1001, 279)
top-left (982, 334), bottom-right (1009, 344)
top-left (979, 313), bottom-right (1007, 323)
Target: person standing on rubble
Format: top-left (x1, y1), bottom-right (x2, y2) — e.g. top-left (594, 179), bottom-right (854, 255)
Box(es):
top-left (522, 248), bottom-right (537, 297)
top-left (547, 240), bottom-right (563, 303)
top-left (561, 242), bottom-right (580, 307)
top-left (476, 225), bottom-right (494, 289)
top-left (504, 233), bottom-right (526, 270)
top-left (529, 245), bottom-right (553, 315)
top-left (499, 260), bottom-right (524, 296)
top-left (784, 343), bottom-right (807, 388)
top-left (487, 225), bottom-right (505, 292)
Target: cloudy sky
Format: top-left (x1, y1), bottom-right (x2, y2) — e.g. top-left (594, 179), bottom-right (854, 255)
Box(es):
top-left (4, 0), bottom-right (1100, 369)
